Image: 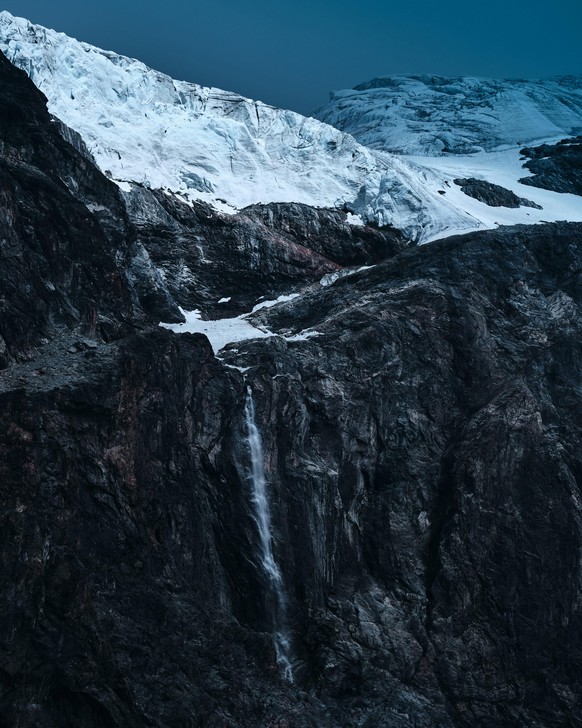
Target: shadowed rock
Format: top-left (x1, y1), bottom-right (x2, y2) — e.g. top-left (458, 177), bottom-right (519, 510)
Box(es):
top-left (520, 136), bottom-right (582, 195)
top-left (453, 178), bottom-right (542, 208)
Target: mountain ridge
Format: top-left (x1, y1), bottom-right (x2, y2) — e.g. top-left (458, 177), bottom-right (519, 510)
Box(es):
top-left (3, 11), bottom-right (582, 243)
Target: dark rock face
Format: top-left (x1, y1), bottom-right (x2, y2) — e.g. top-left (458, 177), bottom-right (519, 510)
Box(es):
top-left (243, 202), bottom-right (405, 267)
top-left (520, 136), bottom-right (582, 195)
top-left (2, 49), bottom-right (582, 728)
top-left (0, 51), bottom-right (182, 368)
top-left (0, 328), bottom-right (314, 727)
top-left (453, 178), bottom-right (542, 208)
top-left (124, 188), bottom-right (407, 318)
top-left (3, 221), bottom-right (581, 728)
top-left (229, 221), bottom-right (582, 728)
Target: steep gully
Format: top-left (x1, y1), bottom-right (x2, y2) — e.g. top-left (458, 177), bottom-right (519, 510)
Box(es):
top-left (2, 48), bottom-right (582, 728)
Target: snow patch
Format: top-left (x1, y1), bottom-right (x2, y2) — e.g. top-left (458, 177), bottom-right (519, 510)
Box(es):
top-left (320, 265), bottom-right (373, 287)
top-left (113, 180), bottom-right (133, 193)
top-left (285, 330), bottom-right (323, 341)
top-left (160, 294), bottom-right (321, 354)
top-left (251, 294), bottom-right (300, 313)
top-left (405, 148), bottom-right (582, 242)
top-left (346, 212), bottom-right (365, 226)
top-left (160, 309), bottom-right (274, 354)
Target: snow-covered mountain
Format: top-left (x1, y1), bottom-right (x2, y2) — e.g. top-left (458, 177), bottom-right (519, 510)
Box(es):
top-left (0, 10), bottom-right (469, 241)
top-left (1, 11), bottom-right (581, 242)
top-left (314, 74), bottom-right (582, 155)
top-left (313, 74), bottom-right (582, 240)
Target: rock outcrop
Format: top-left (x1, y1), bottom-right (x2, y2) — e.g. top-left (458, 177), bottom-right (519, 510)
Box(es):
top-left (0, 50), bottom-right (183, 369)
top-left (520, 136), bottom-right (582, 195)
top-left (453, 178), bottom-right (542, 208)
top-left (123, 187), bottom-right (407, 317)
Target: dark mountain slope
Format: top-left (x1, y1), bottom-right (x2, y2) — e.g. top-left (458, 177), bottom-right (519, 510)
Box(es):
top-left (0, 51), bottom-right (184, 368)
top-left (228, 221), bottom-right (582, 727)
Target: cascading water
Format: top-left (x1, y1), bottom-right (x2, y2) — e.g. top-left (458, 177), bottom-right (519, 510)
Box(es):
top-left (244, 386), bottom-right (294, 682)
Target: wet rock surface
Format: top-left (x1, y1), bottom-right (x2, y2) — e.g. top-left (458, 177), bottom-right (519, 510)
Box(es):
top-left (1, 49), bottom-right (582, 728)
top-left (453, 178), bottom-right (542, 208)
top-left (519, 136), bottom-right (582, 195)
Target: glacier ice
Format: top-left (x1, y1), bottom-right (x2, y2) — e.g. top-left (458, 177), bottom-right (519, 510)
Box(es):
top-left (315, 74), bottom-right (582, 156)
top-left (1, 12), bottom-right (581, 242)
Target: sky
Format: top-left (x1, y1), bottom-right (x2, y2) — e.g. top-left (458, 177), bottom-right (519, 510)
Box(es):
top-left (2, 0), bottom-right (582, 114)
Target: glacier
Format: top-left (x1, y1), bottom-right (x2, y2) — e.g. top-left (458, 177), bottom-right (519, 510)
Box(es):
top-left (1, 11), bottom-right (581, 242)
top-left (314, 74), bottom-right (582, 156)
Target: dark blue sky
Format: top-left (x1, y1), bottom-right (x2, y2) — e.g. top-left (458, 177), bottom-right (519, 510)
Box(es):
top-left (3, 0), bottom-right (582, 113)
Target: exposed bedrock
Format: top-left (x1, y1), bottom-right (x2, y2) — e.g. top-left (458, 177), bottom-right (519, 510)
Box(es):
top-left (453, 178), bottom-right (542, 208)
top-left (2, 222), bottom-right (580, 727)
top-left (0, 50), bottom-right (182, 369)
top-left (520, 136), bottom-right (582, 196)
top-left (226, 221), bottom-right (582, 727)
top-left (123, 187), bottom-right (408, 318)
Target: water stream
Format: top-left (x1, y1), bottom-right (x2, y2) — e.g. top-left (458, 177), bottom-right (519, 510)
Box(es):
top-left (244, 386), bottom-right (294, 682)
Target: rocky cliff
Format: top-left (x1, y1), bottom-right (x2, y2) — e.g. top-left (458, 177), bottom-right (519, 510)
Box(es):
top-left (234, 221), bottom-right (582, 727)
top-left (1, 44), bottom-right (582, 728)
top-left (122, 188), bottom-right (406, 317)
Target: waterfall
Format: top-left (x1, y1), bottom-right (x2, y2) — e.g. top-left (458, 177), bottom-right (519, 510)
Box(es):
top-left (244, 386), bottom-right (294, 682)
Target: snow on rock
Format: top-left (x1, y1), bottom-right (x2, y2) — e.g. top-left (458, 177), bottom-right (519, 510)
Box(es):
top-left (1, 12), bottom-right (580, 242)
top-left (251, 294), bottom-right (300, 312)
top-left (403, 148), bottom-right (582, 243)
top-left (320, 265), bottom-right (373, 287)
top-left (316, 76), bottom-right (582, 235)
top-left (0, 11), bottom-right (523, 242)
top-left (160, 309), bottom-right (274, 354)
top-left (315, 75), bottom-right (582, 238)
top-left (315, 74), bottom-right (582, 156)
top-left (161, 296), bottom-right (321, 354)
top-left (345, 212), bottom-right (365, 226)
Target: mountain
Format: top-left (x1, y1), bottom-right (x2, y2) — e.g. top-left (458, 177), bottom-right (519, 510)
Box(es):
top-left (0, 10), bottom-right (470, 242)
top-left (314, 74), bottom-right (582, 155)
top-left (2, 11), bottom-right (581, 244)
top-left (1, 12), bottom-right (582, 728)
top-left (314, 74), bottom-right (582, 241)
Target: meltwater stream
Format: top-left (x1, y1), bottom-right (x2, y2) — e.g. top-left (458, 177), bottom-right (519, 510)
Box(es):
top-left (244, 387), bottom-right (294, 682)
